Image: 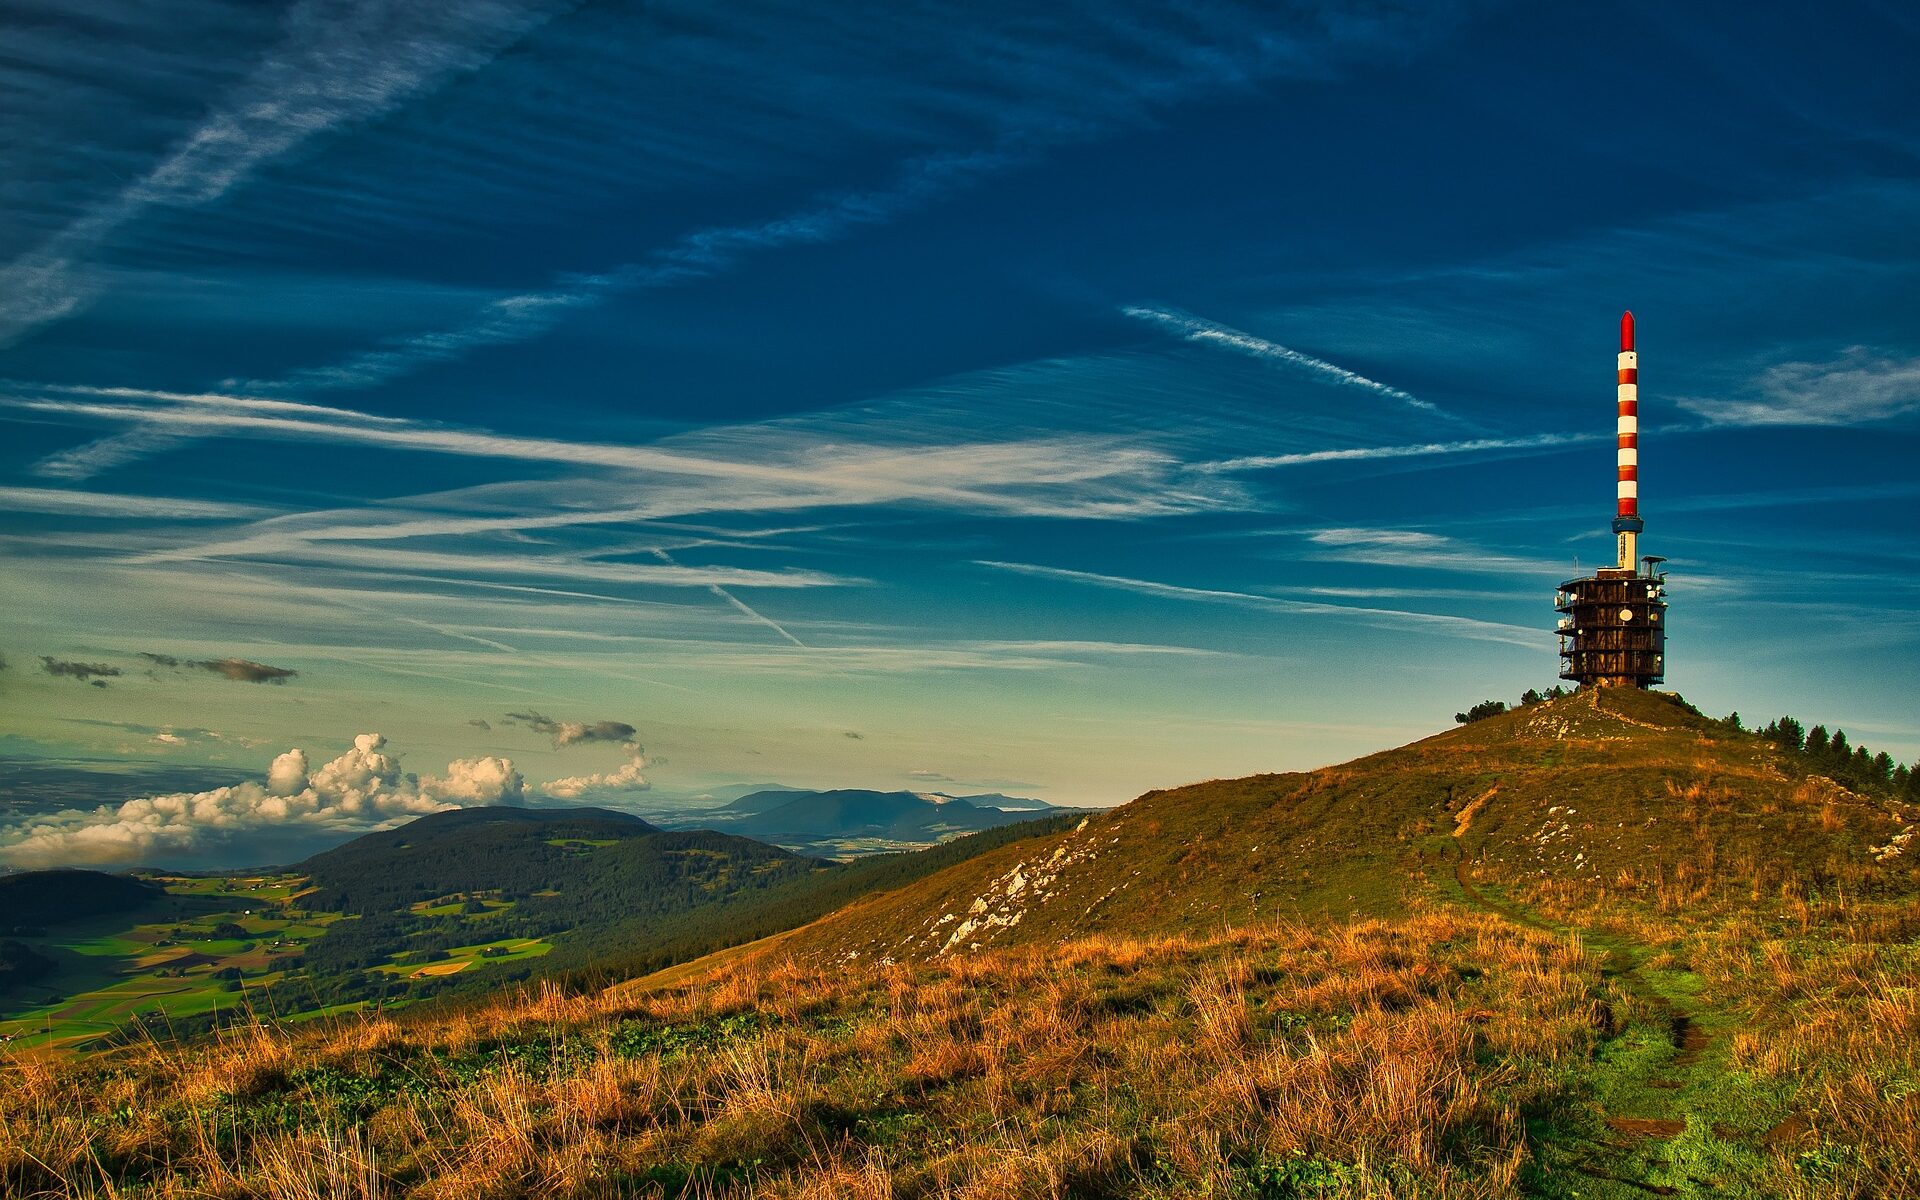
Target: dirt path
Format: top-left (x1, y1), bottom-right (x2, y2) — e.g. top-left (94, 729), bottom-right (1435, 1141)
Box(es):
top-left (1442, 839), bottom-right (1779, 1198)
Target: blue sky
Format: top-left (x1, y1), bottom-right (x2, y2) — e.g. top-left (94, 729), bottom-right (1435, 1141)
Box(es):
top-left (2, 1), bottom-right (1917, 867)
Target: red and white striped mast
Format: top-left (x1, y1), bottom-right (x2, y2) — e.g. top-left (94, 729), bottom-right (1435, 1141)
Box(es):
top-left (1613, 310), bottom-right (1644, 571)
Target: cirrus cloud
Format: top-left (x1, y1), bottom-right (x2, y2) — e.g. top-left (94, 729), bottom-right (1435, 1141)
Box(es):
top-left (1678, 348), bottom-right (1920, 427)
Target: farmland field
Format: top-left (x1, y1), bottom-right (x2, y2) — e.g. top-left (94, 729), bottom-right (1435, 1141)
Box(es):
top-left (0, 875), bottom-right (542, 1053)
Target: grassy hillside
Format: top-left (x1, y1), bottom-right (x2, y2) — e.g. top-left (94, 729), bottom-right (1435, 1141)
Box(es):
top-left (4, 911), bottom-right (1608, 1198)
top-left (741, 689), bottom-right (1913, 966)
top-left (4, 691), bottom-right (1917, 1197)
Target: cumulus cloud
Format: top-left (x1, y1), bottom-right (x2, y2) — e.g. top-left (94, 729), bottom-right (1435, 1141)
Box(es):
top-left (42, 657), bottom-right (120, 683)
top-left (139, 652), bottom-right (298, 684)
top-left (423, 755), bottom-right (524, 804)
top-left (0, 732), bottom-right (523, 868)
top-left (504, 710), bottom-right (636, 747)
top-left (267, 748), bottom-right (310, 796)
top-left (540, 748), bottom-right (649, 801)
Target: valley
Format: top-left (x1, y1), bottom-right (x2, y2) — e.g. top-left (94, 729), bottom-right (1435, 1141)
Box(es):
top-left (0, 807), bottom-right (1079, 1054)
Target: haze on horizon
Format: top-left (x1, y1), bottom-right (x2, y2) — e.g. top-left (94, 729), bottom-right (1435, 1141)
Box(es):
top-left (1, 1), bottom-right (1916, 870)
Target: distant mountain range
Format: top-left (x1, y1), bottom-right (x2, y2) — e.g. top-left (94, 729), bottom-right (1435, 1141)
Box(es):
top-left (656, 787), bottom-right (1075, 852)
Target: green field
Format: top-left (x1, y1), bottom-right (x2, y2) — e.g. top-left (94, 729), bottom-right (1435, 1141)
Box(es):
top-left (407, 893), bottom-right (515, 918)
top-left (375, 936), bottom-right (552, 979)
top-left (1, 873), bottom-right (550, 1053)
top-left (0, 874), bottom-right (315, 1052)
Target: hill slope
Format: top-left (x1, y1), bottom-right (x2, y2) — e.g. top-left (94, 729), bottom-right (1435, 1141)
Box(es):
top-left (0, 869), bottom-right (162, 931)
top-left (727, 688), bottom-right (1913, 966)
top-left (298, 805), bottom-right (665, 913)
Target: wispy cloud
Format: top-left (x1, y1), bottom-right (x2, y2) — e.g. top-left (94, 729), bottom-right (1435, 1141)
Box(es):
top-left (1679, 348), bottom-right (1920, 426)
top-left (134, 542), bottom-right (853, 590)
top-left (1200, 430), bottom-right (1603, 474)
top-left (10, 385), bottom-right (1236, 541)
top-left (265, 147), bottom-right (1018, 394)
top-left (1122, 305), bottom-right (1434, 411)
top-left (977, 560), bottom-right (1544, 648)
top-left (0, 0), bottom-right (563, 345)
top-left (0, 486), bottom-right (269, 520)
top-left (1302, 528), bottom-right (1573, 576)
top-left (237, 10), bottom-right (1453, 399)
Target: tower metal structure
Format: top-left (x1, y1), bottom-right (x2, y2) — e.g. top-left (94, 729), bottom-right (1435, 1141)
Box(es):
top-left (1557, 312), bottom-right (1668, 688)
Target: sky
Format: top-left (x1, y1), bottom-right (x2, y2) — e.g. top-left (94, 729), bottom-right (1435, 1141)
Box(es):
top-left (2, 0), bottom-right (1917, 869)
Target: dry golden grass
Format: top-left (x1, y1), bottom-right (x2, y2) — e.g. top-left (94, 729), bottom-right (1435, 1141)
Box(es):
top-left (1, 912), bottom-right (1606, 1199)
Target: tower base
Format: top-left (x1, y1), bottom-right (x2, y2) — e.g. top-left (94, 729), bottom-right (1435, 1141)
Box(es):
top-left (1556, 568), bottom-right (1667, 689)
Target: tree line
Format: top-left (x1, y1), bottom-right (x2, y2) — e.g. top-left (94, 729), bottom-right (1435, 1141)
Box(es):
top-left (1746, 714), bottom-right (1919, 800)
top-left (1450, 687), bottom-right (1918, 801)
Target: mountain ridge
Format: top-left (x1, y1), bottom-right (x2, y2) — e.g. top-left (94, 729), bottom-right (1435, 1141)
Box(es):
top-left (659, 786), bottom-right (1072, 852)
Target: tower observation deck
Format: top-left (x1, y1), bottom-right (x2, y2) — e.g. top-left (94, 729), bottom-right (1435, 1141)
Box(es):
top-left (1557, 312), bottom-right (1669, 689)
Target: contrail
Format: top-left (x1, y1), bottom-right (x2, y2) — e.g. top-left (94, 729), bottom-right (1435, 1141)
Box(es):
top-left (1123, 305), bottom-right (1434, 411)
top-left (651, 549), bottom-right (805, 648)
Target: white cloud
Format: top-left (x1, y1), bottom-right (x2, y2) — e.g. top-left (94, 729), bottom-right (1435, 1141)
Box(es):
top-left (1678, 349), bottom-right (1920, 427)
top-left (1200, 430), bottom-right (1602, 474)
top-left (267, 748), bottom-right (310, 796)
top-left (540, 748), bottom-right (649, 801)
top-left (0, 732), bottom-right (524, 868)
top-left (422, 754), bottom-right (526, 804)
top-left (14, 393), bottom-right (1214, 525)
top-left (0, 485), bottom-right (270, 519)
top-left (1302, 527), bottom-right (1570, 575)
